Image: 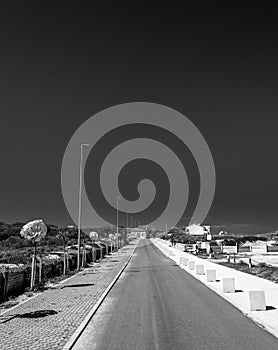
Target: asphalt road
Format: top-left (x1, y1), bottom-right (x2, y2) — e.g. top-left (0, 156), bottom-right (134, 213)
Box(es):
top-left (73, 239), bottom-right (278, 350)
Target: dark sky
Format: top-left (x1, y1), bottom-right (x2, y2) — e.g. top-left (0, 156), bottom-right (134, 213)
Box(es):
top-left (0, 3), bottom-right (278, 233)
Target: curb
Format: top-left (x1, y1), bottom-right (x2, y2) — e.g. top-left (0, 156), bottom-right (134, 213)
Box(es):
top-left (62, 243), bottom-right (137, 350)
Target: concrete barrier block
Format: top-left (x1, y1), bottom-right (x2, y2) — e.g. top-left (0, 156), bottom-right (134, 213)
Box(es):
top-left (179, 257), bottom-right (188, 266)
top-left (249, 290), bottom-right (266, 311)
top-left (206, 269), bottom-right (216, 282)
top-left (196, 264), bottom-right (205, 275)
top-left (182, 258), bottom-right (188, 266)
top-left (222, 277), bottom-right (235, 293)
top-left (188, 261), bottom-right (195, 270)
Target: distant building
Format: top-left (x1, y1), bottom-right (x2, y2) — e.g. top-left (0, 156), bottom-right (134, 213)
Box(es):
top-left (185, 224), bottom-right (210, 236)
top-left (129, 227), bottom-right (147, 239)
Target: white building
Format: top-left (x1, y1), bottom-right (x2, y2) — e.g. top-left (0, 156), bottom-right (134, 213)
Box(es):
top-left (185, 224), bottom-right (210, 236)
top-left (128, 227), bottom-right (147, 239)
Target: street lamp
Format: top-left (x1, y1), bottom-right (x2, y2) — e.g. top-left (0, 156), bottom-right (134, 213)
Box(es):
top-left (126, 211), bottom-right (129, 243)
top-left (116, 196), bottom-right (121, 249)
top-left (77, 143), bottom-right (89, 270)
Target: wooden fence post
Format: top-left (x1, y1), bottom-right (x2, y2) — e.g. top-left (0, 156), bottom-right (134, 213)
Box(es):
top-left (30, 255), bottom-right (36, 290)
top-left (63, 252), bottom-right (66, 276)
top-left (38, 257), bottom-right (42, 284)
top-left (3, 268), bottom-right (9, 300)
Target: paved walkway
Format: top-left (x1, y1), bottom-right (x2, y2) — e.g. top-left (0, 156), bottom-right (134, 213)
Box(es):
top-left (0, 241), bottom-right (137, 350)
top-left (153, 238), bottom-right (278, 339)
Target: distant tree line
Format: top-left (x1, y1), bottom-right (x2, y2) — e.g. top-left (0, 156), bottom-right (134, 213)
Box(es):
top-left (154, 226), bottom-right (270, 246)
top-left (0, 221), bottom-right (128, 251)
top-left (0, 221), bottom-right (78, 250)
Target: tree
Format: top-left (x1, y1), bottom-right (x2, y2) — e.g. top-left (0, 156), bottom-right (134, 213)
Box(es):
top-left (20, 219), bottom-right (47, 290)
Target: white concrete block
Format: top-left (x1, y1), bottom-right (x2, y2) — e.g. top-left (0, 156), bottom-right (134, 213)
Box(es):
top-left (206, 269), bottom-right (216, 282)
top-left (222, 277), bottom-right (235, 293)
top-left (179, 257), bottom-right (188, 266)
top-left (196, 264), bottom-right (205, 275)
top-left (182, 258), bottom-right (188, 266)
top-left (188, 261), bottom-right (195, 270)
top-left (249, 290), bottom-right (266, 311)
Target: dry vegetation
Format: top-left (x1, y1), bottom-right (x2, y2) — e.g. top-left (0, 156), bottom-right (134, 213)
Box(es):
top-left (218, 261), bottom-right (278, 284)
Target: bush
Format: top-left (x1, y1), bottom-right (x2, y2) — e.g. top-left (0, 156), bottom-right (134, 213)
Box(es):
top-left (3, 236), bottom-right (27, 249)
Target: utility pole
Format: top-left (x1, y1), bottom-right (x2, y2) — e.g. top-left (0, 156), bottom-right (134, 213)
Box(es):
top-left (77, 143), bottom-right (89, 270)
top-left (116, 196), bottom-right (121, 249)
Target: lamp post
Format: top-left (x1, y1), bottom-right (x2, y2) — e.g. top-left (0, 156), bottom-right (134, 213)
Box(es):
top-left (116, 196), bottom-right (121, 249)
top-left (77, 143), bottom-right (89, 270)
top-left (130, 215), bottom-right (133, 239)
top-left (126, 211), bottom-right (129, 243)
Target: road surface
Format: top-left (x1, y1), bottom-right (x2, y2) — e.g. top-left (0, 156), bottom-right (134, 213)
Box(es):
top-left (73, 239), bottom-right (278, 350)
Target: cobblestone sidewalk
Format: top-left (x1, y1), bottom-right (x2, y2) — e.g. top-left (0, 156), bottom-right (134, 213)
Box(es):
top-left (0, 242), bottom-right (137, 350)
